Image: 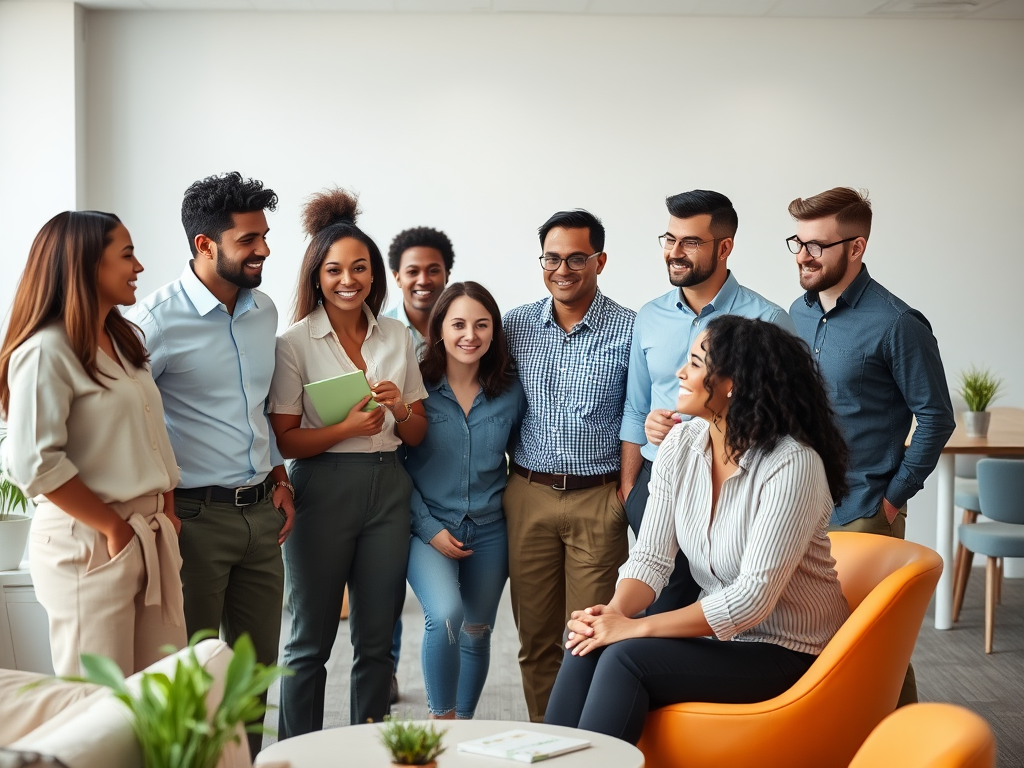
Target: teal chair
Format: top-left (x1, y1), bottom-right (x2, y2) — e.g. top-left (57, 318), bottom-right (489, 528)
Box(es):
top-left (958, 458), bottom-right (1024, 653)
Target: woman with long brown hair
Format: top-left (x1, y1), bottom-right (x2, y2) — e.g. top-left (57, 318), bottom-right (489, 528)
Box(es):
top-left (268, 189), bottom-right (427, 736)
top-left (0, 211), bottom-right (185, 676)
top-left (403, 281), bottom-right (524, 720)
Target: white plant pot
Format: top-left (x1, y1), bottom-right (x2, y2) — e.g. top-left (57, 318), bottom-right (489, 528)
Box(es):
top-left (963, 411), bottom-right (991, 438)
top-left (0, 514), bottom-right (32, 571)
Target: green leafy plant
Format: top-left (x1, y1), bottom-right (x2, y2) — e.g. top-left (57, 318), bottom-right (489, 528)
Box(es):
top-left (0, 472), bottom-right (29, 521)
top-left (957, 366), bottom-right (1003, 412)
top-left (73, 631), bottom-right (291, 768)
top-left (378, 716), bottom-right (448, 765)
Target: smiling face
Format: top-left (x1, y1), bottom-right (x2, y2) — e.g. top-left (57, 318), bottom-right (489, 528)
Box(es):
top-left (394, 246), bottom-right (449, 314)
top-left (441, 295), bottom-right (494, 368)
top-left (675, 332), bottom-right (732, 419)
top-left (319, 236), bottom-right (373, 314)
top-left (794, 215), bottom-right (862, 294)
top-left (541, 226), bottom-right (606, 307)
top-left (663, 213), bottom-right (725, 288)
top-left (96, 223), bottom-right (143, 308)
top-left (211, 210), bottom-right (271, 289)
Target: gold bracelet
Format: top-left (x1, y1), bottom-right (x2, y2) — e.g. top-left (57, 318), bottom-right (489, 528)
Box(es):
top-left (393, 402), bottom-right (413, 424)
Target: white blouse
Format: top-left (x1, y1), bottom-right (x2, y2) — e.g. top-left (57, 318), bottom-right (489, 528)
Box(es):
top-left (269, 304), bottom-right (428, 454)
top-left (1, 324), bottom-right (180, 502)
top-left (620, 419), bottom-right (850, 655)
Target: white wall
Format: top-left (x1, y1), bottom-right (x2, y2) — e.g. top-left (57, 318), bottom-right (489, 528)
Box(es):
top-left (4, 8), bottom-right (1024, 549)
top-left (0, 1), bottom-right (84, 321)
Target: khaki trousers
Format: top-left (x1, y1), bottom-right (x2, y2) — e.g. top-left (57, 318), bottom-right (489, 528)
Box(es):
top-left (29, 495), bottom-right (187, 677)
top-left (503, 473), bottom-right (629, 722)
top-left (830, 502), bottom-right (917, 708)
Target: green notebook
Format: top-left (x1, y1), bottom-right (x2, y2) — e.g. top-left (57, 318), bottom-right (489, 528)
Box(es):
top-left (303, 370), bottom-right (379, 426)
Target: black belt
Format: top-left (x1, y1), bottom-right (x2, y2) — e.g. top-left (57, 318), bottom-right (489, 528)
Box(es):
top-left (176, 477), bottom-right (274, 507)
top-left (512, 463), bottom-right (619, 491)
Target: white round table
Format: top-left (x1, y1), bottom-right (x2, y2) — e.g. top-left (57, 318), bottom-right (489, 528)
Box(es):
top-left (256, 720), bottom-right (644, 767)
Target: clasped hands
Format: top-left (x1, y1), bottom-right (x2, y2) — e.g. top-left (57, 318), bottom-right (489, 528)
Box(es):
top-left (565, 604), bottom-right (639, 656)
top-left (344, 379), bottom-right (406, 437)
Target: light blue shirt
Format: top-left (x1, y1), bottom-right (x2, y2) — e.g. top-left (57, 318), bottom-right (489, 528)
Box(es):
top-left (126, 264), bottom-right (283, 488)
top-left (621, 271), bottom-right (797, 462)
top-left (404, 376), bottom-right (526, 544)
top-left (382, 302), bottom-right (427, 360)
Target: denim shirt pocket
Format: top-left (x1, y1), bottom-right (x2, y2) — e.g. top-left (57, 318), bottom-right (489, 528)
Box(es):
top-left (823, 347), bottom-right (865, 405)
top-left (426, 411), bottom-right (451, 451)
top-left (482, 415), bottom-right (515, 455)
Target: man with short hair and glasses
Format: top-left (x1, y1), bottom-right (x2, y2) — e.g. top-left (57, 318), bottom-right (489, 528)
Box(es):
top-left (623, 189), bottom-right (795, 614)
top-left (787, 186), bottom-right (955, 706)
top-left (503, 209), bottom-right (634, 722)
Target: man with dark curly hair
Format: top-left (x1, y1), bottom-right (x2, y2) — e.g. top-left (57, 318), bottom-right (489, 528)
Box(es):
top-left (380, 226), bottom-right (454, 703)
top-left (127, 172), bottom-right (295, 757)
top-left (383, 226), bottom-right (455, 359)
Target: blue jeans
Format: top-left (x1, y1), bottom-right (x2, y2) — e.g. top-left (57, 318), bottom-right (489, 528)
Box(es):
top-left (407, 517), bottom-right (508, 718)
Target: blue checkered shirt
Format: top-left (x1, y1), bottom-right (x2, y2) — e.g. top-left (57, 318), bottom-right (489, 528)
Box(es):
top-left (504, 289), bottom-right (635, 476)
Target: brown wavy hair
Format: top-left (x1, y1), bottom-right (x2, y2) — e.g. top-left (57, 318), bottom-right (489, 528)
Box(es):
top-left (292, 188), bottom-right (387, 323)
top-left (0, 211), bottom-right (148, 415)
top-left (788, 187), bottom-right (872, 240)
top-left (419, 282), bottom-right (514, 399)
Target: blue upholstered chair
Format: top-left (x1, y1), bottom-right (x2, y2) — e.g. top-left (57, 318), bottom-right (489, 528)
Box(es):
top-left (958, 458), bottom-right (1024, 653)
top-left (951, 456), bottom-right (995, 622)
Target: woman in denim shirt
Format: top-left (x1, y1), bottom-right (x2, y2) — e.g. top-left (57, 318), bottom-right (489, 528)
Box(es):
top-left (404, 281), bottom-right (525, 719)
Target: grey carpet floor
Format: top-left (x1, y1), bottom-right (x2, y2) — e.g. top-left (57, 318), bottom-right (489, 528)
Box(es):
top-left (265, 571), bottom-right (1024, 766)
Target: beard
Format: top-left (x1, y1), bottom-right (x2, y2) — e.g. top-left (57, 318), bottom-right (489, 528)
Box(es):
top-left (668, 256), bottom-right (716, 288)
top-left (799, 244), bottom-right (849, 293)
top-left (215, 250), bottom-right (263, 289)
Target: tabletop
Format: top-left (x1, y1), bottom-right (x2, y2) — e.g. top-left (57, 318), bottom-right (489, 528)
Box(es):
top-left (256, 719), bottom-right (645, 768)
top-left (941, 407), bottom-right (1024, 455)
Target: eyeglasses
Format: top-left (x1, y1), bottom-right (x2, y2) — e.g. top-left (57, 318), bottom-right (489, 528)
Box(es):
top-left (786, 235), bottom-right (860, 259)
top-left (658, 234), bottom-right (716, 256)
top-left (539, 252), bottom-right (601, 271)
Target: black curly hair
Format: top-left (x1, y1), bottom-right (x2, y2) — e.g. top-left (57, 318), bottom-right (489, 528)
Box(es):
top-left (181, 172), bottom-right (278, 256)
top-left (701, 315), bottom-right (849, 503)
top-left (387, 227), bottom-right (455, 272)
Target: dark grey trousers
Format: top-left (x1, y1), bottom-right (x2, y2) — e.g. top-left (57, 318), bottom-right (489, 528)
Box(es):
top-left (277, 452), bottom-right (412, 738)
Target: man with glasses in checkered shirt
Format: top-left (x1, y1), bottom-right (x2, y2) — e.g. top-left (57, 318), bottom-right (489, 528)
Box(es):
top-left (502, 209), bottom-right (635, 723)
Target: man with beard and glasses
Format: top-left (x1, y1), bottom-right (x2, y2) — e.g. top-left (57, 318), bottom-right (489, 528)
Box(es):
top-left (787, 186), bottom-right (954, 706)
top-left (622, 189), bottom-right (795, 615)
top-left (127, 172), bottom-right (295, 757)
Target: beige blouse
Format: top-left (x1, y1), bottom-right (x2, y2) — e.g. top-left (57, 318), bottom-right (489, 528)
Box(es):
top-left (1, 324), bottom-right (180, 502)
top-left (269, 304), bottom-right (428, 454)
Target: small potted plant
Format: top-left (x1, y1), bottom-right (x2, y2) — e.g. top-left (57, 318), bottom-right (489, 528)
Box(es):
top-left (957, 365), bottom-right (1003, 438)
top-left (0, 469), bottom-right (32, 571)
top-left (74, 631), bottom-right (290, 768)
top-left (378, 715), bottom-right (448, 768)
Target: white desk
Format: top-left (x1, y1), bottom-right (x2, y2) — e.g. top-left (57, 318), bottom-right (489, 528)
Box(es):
top-left (256, 720), bottom-right (644, 768)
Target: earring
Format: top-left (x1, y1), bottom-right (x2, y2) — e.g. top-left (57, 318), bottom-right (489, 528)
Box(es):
top-left (315, 282), bottom-right (320, 290)
top-left (727, 391), bottom-right (733, 398)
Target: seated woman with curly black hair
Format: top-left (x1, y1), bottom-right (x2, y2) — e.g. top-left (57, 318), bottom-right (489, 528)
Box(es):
top-left (544, 315), bottom-right (851, 744)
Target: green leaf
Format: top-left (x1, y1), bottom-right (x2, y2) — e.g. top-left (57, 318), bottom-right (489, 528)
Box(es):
top-left (79, 653), bottom-right (129, 694)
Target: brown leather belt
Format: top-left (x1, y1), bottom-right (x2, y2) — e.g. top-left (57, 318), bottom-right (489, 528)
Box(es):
top-left (512, 463), bottom-right (619, 491)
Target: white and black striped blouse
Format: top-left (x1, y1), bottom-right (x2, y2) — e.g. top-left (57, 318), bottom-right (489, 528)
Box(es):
top-left (619, 419), bottom-right (850, 655)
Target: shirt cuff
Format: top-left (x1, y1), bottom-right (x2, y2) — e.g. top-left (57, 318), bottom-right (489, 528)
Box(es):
top-left (22, 460), bottom-right (79, 499)
top-left (618, 419), bottom-right (648, 446)
top-left (700, 592), bottom-right (738, 641)
top-left (885, 476), bottom-right (916, 511)
top-left (412, 515), bottom-right (446, 546)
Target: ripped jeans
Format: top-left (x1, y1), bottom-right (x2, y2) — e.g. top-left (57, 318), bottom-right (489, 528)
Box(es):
top-left (407, 516), bottom-right (508, 718)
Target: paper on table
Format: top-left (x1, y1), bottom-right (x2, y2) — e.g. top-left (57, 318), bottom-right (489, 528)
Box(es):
top-left (457, 729), bottom-right (591, 763)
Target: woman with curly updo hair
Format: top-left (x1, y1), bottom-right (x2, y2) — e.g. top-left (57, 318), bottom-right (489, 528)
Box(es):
top-left (545, 315), bottom-right (851, 744)
top-left (268, 189), bottom-right (427, 736)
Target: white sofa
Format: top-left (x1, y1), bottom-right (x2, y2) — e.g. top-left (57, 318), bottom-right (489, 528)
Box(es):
top-left (0, 639), bottom-right (251, 768)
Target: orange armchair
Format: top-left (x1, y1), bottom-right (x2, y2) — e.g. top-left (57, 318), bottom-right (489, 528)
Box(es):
top-left (637, 532), bottom-right (943, 768)
top-left (848, 703), bottom-right (995, 768)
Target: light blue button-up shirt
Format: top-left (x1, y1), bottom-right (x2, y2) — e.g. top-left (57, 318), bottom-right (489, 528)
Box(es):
top-left (621, 271), bottom-right (796, 462)
top-left (404, 376), bottom-right (526, 544)
top-left (381, 302), bottom-right (427, 360)
top-left (126, 264), bottom-right (283, 488)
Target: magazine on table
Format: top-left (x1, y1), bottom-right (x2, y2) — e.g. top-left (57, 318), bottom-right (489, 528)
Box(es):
top-left (456, 729), bottom-right (591, 763)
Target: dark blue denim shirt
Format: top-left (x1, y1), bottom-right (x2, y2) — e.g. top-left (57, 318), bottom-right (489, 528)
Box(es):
top-left (405, 376), bottom-right (526, 544)
top-left (790, 265), bottom-right (955, 525)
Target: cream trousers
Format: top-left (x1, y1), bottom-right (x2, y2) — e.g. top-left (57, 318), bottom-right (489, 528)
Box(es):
top-left (29, 494), bottom-right (187, 677)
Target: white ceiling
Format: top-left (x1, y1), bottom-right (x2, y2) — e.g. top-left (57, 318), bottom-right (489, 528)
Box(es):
top-left (4, 0), bottom-right (1024, 18)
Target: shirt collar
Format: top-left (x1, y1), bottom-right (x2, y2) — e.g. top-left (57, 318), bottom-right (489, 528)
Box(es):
top-left (308, 303), bottom-right (380, 340)
top-left (802, 264), bottom-right (871, 310)
top-left (687, 416), bottom-right (755, 472)
top-left (542, 288), bottom-right (606, 332)
top-left (179, 262), bottom-right (260, 317)
top-left (676, 271), bottom-right (739, 317)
